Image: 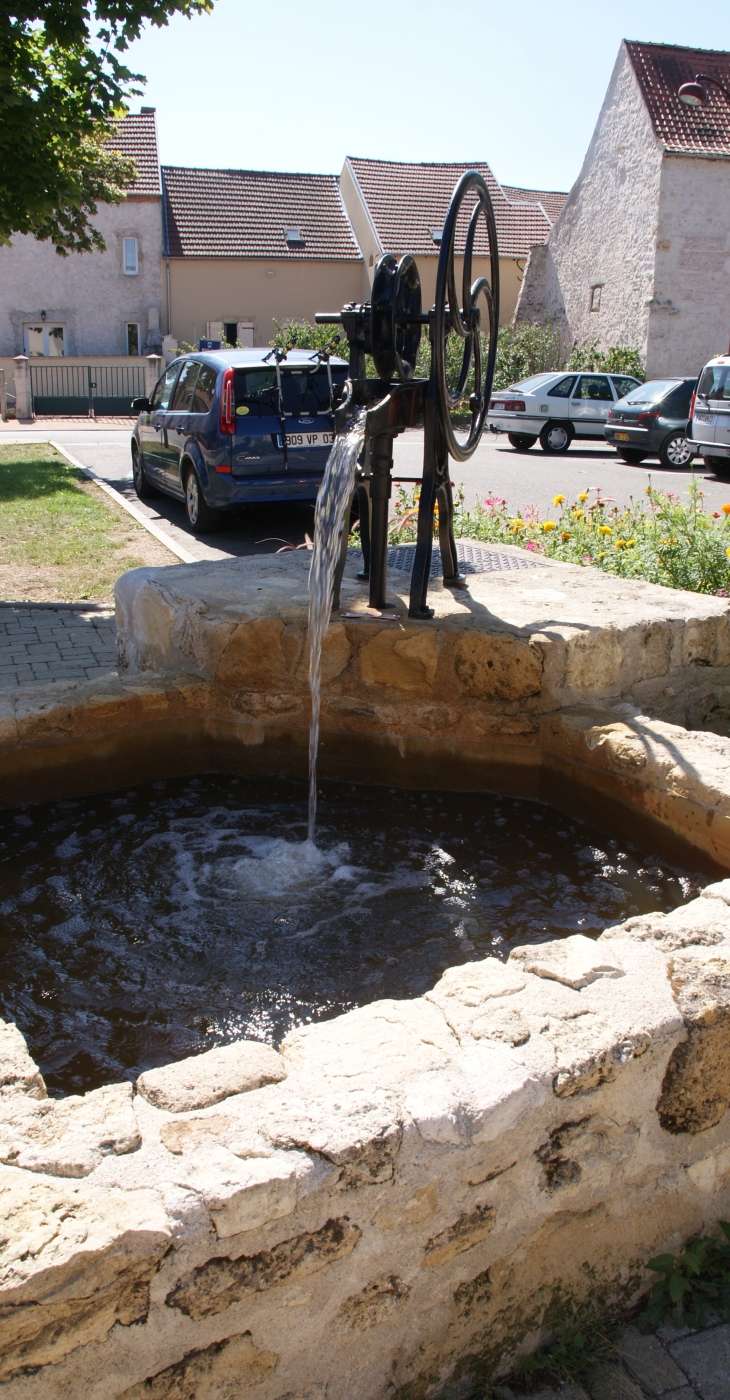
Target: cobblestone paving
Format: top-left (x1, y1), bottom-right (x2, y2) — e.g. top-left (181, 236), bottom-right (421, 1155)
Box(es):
top-left (519, 1323), bottom-right (730, 1400)
top-left (0, 605), bottom-right (116, 688)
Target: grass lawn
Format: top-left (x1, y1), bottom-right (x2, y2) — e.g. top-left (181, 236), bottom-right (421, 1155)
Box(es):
top-left (0, 444), bottom-right (175, 603)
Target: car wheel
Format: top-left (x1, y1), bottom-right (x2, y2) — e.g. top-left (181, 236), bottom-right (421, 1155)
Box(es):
top-left (616, 448), bottom-right (647, 464)
top-left (184, 465), bottom-right (220, 533)
top-left (539, 421), bottom-right (573, 454)
top-left (659, 432), bottom-right (694, 470)
top-left (132, 443), bottom-right (158, 499)
top-left (508, 433), bottom-right (537, 451)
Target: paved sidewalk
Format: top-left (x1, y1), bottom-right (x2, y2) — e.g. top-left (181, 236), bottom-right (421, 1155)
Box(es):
top-left (521, 1323), bottom-right (730, 1400)
top-left (0, 605), bottom-right (117, 688)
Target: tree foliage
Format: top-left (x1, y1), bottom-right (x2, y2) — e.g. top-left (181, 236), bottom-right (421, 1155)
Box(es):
top-left (0, 1), bottom-right (213, 253)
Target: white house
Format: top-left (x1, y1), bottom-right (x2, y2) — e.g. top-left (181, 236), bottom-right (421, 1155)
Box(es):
top-left (515, 40), bottom-right (730, 378)
top-left (0, 110), bottom-right (164, 361)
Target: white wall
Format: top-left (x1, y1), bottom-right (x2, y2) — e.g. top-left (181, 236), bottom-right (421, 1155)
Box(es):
top-left (0, 199), bottom-right (164, 358)
top-left (648, 154), bottom-right (730, 378)
top-left (516, 45), bottom-right (662, 359)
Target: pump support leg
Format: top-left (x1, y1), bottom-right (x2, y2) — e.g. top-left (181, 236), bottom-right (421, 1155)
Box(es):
top-left (369, 433), bottom-right (392, 610)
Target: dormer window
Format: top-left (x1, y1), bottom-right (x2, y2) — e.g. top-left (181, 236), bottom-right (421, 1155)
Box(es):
top-left (284, 227), bottom-right (305, 249)
top-left (429, 228), bottom-right (443, 246)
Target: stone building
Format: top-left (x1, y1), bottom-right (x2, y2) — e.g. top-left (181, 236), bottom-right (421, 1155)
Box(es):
top-left (340, 157), bottom-right (565, 325)
top-left (515, 41), bottom-right (730, 378)
top-left (0, 110), bottom-right (164, 360)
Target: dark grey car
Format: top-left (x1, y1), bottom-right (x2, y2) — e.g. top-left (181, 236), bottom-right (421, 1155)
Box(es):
top-left (604, 377), bottom-right (697, 468)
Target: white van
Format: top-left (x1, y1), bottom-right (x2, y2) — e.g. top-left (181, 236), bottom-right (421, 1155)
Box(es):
top-left (687, 355), bottom-right (730, 471)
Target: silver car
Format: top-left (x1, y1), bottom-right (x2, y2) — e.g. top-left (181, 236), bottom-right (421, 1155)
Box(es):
top-left (488, 370), bottom-right (642, 454)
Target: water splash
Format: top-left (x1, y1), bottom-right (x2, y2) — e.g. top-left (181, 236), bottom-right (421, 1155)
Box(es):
top-left (307, 414), bottom-right (366, 841)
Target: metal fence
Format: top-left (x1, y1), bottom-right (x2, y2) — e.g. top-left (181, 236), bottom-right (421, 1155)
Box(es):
top-left (30, 363), bottom-right (146, 416)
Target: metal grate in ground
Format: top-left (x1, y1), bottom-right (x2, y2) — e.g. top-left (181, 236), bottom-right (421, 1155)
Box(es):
top-left (355, 542), bottom-right (547, 579)
top-left (0, 604), bottom-right (117, 688)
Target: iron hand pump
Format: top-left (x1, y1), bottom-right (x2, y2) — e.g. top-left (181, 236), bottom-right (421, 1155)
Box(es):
top-left (315, 168), bottom-right (499, 619)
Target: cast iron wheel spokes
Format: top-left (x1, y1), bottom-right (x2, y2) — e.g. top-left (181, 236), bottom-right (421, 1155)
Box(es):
top-left (371, 254), bottom-right (422, 382)
top-left (433, 169), bottom-right (499, 462)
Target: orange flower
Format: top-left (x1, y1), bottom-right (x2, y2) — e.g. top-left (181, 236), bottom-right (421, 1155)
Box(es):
top-left (722, 504), bottom-right (730, 515)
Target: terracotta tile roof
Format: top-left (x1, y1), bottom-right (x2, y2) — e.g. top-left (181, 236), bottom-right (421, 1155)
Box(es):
top-left (161, 167), bottom-right (361, 260)
top-left (109, 110), bottom-right (161, 196)
top-left (346, 158), bottom-right (552, 258)
top-left (501, 185), bottom-right (568, 224)
top-left (626, 40), bottom-right (730, 157)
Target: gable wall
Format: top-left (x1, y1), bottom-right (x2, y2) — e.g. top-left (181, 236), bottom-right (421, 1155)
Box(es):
top-left (648, 153), bottom-right (730, 377)
top-left (0, 200), bottom-right (164, 358)
top-left (517, 45), bottom-right (662, 359)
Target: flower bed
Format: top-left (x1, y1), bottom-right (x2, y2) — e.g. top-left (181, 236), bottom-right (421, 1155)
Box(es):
top-left (387, 480), bottom-right (730, 597)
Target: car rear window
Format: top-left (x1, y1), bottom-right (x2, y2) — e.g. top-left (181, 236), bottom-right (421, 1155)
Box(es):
top-left (507, 373), bottom-right (555, 394)
top-left (611, 375), bottom-right (642, 399)
top-left (662, 384), bottom-right (693, 416)
top-left (622, 380), bottom-right (681, 405)
top-left (697, 365), bottom-right (730, 400)
top-left (234, 366), bottom-right (347, 417)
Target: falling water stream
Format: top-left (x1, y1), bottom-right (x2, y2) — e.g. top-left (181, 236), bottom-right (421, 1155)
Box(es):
top-left (307, 413), bottom-right (366, 840)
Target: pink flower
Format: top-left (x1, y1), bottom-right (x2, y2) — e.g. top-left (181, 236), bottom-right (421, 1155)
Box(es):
top-left (525, 540), bottom-right (537, 551)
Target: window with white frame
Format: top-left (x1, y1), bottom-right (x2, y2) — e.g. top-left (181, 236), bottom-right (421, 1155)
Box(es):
top-left (589, 284), bottom-right (603, 312)
top-left (23, 323), bottom-right (65, 356)
top-left (126, 323), bottom-right (140, 355)
top-left (123, 237), bottom-right (139, 275)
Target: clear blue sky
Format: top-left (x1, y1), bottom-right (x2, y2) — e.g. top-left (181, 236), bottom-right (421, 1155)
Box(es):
top-left (125, 1), bottom-right (730, 193)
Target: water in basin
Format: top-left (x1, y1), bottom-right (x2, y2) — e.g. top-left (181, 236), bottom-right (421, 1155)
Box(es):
top-left (0, 773), bottom-right (703, 1095)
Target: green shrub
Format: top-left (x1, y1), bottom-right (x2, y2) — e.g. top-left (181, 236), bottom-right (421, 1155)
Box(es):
top-left (567, 340), bottom-right (644, 378)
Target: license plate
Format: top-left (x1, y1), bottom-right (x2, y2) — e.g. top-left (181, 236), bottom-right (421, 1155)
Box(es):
top-left (276, 431), bottom-right (334, 449)
top-left (696, 413), bottom-right (714, 424)
top-left (615, 432), bottom-right (630, 441)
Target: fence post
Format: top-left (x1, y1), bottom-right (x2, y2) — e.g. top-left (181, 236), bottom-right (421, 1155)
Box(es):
top-left (13, 356), bottom-right (32, 421)
top-left (145, 354), bottom-right (162, 401)
top-left (0, 370), bottom-right (6, 422)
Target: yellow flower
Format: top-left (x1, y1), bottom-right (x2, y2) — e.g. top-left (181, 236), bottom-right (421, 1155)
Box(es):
top-left (598, 551), bottom-right (606, 559)
top-left (726, 547), bottom-right (730, 558)
top-left (509, 518), bottom-right (524, 530)
top-left (626, 538), bottom-right (636, 547)
top-left (598, 525), bottom-right (612, 535)
top-left (722, 504), bottom-right (730, 515)
top-left (577, 493), bottom-right (589, 502)
top-left (553, 494), bottom-right (565, 506)
top-left (561, 531), bottom-right (571, 541)
top-left (572, 509), bottom-right (585, 520)
top-left (542, 520), bottom-right (557, 532)
top-left (616, 539), bottom-right (625, 548)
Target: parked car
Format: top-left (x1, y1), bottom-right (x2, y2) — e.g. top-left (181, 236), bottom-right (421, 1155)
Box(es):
top-left (130, 349), bottom-right (348, 532)
top-left (686, 355), bottom-right (730, 474)
top-left (603, 377), bottom-right (697, 467)
top-left (487, 370), bottom-right (642, 454)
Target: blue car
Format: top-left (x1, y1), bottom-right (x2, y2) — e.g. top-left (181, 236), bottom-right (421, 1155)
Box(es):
top-left (130, 349), bottom-right (349, 532)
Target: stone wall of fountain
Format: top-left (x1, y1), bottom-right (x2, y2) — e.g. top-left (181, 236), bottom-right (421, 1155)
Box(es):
top-left (3, 546), bottom-right (730, 1395)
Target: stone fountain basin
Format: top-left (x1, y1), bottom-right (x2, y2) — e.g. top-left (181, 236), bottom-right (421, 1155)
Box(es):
top-left (2, 547), bottom-right (730, 1397)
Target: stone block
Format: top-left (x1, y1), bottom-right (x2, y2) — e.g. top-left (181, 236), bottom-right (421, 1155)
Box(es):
top-left (175, 1146), bottom-right (303, 1239)
top-left (337, 1274), bottom-right (410, 1331)
top-left (136, 1039), bottom-right (287, 1113)
top-left (453, 630), bottom-right (543, 700)
top-left (669, 1324), bottom-right (730, 1400)
top-left (510, 934), bottom-right (625, 989)
top-left (0, 1167), bottom-right (170, 1379)
top-left (360, 627), bottom-right (439, 690)
top-left (565, 628), bottom-right (624, 695)
top-left (616, 1330), bottom-right (688, 1394)
top-left (118, 1330), bottom-right (278, 1399)
top-left (0, 1019), bottom-right (46, 1099)
top-left (0, 1082), bottom-right (140, 1176)
top-left (657, 945), bottom-right (730, 1133)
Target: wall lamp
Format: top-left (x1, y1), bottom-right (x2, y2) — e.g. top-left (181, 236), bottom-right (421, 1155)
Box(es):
top-left (678, 72), bottom-right (730, 107)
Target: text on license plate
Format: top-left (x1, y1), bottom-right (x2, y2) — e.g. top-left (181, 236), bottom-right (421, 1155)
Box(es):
top-left (277, 431), bottom-right (333, 449)
top-left (615, 432), bottom-right (630, 441)
top-left (696, 413), bottom-right (714, 424)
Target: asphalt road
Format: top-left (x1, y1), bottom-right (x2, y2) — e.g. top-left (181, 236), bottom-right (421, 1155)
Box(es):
top-left (4, 421), bottom-right (730, 563)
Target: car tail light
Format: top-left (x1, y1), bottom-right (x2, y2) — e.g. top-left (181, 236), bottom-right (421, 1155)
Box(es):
top-left (689, 390), bottom-right (697, 420)
top-left (607, 409), bottom-right (614, 421)
top-left (636, 410), bottom-right (658, 427)
top-left (220, 368), bottom-right (235, 434)
top-left (500, 399), bottom-right (526, 412)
